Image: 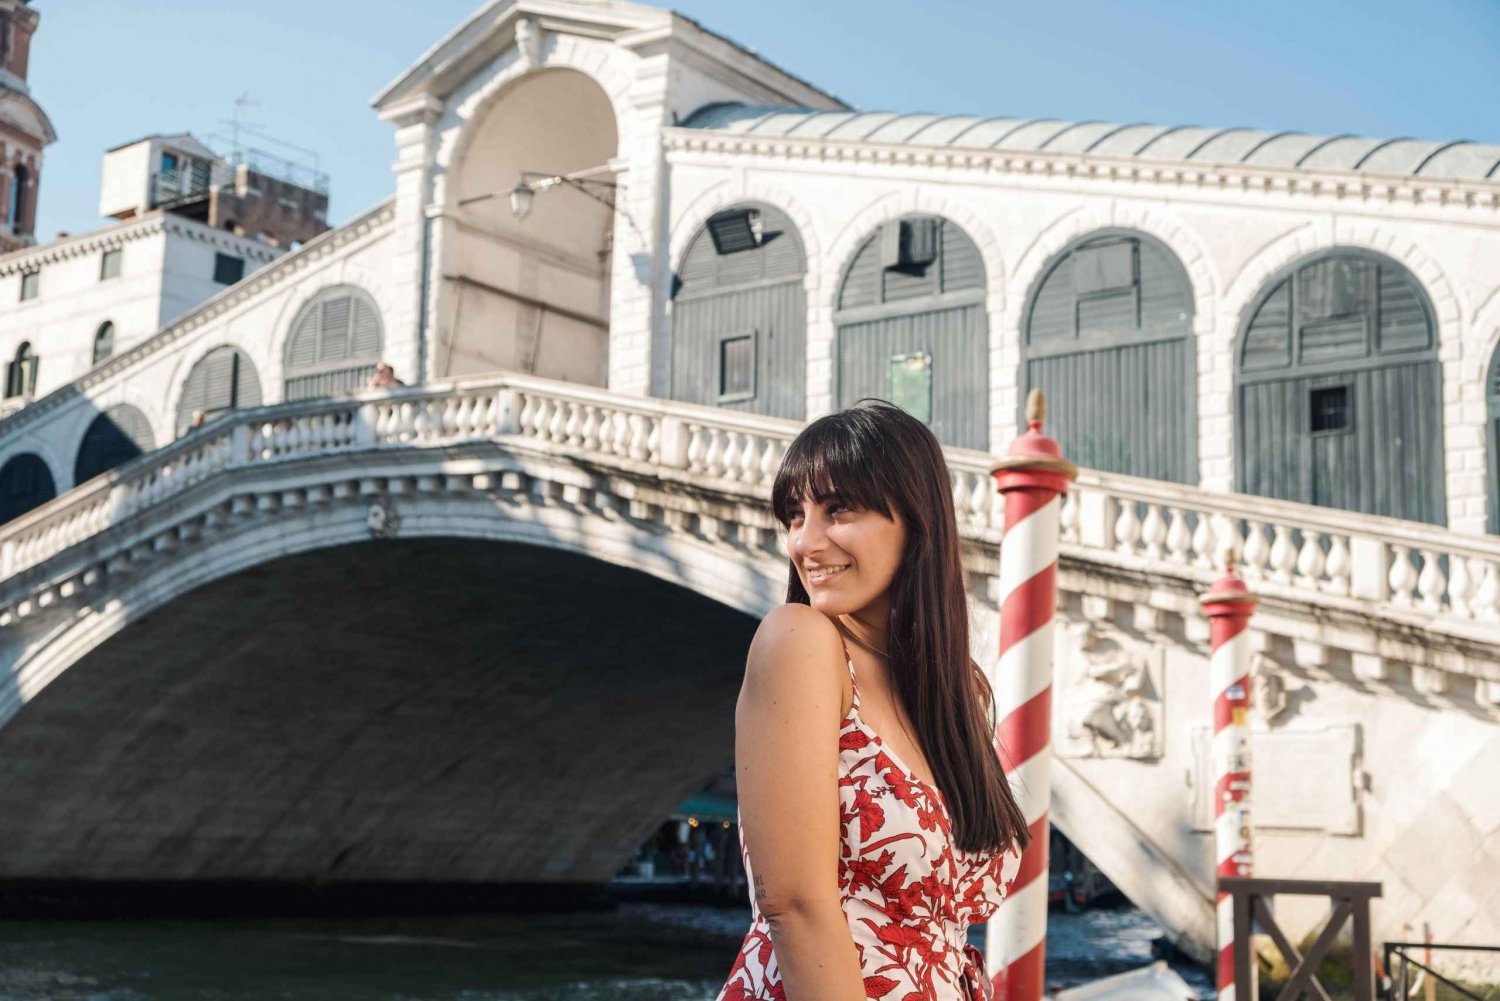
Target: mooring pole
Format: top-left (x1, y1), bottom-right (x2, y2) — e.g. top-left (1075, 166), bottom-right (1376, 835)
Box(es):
top-left (987, 389), bottom-right (1077, 1001)
top-left (1201, 564), bottom-right (1258, 1001)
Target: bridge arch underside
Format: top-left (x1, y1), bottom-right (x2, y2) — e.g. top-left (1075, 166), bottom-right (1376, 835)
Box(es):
top-left (0, 538), bottom-right (755, 898)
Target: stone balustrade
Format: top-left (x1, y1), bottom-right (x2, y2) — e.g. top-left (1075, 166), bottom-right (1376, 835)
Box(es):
top-left (3, 372), bottom-right (1499, 704)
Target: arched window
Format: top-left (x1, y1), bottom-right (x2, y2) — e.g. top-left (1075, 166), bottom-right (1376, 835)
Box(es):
top-left (1236, 249), bottom-right (1443, 524)
top-left (834, 215), bottom-right (987, 449)
top-left (1022, 230), bottom-right (1196, 483)
top-left (176, 345), bottom-right (261, 435)
top-left (93, 321), bottom-right (116, 365)
top-left (0, 452), bottom-right (55, 525)
top-left (669, 203), bottom-right (806, 419)
top-left (8, 163), bottom-right (26, 235)
top-left (5, 340), bottom-right (36, 398)
top-left (75, 404), bottom-right (155, 485)
top-left (283, 286), bottom-right (384, 400)
top-left (1487, 346), bottom-right (1500, 533)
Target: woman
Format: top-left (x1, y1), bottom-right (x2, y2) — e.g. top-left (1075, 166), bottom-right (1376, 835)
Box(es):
top-left (716, 400), bottom-right (1030, 1001)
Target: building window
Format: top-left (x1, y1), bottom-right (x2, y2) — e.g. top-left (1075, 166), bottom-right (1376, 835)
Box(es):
top-left (707, 209), bottom-right (762, 255)
top-left (100, 248), bottom-right (123, 281)
top-left (5, 341), bottom-right (37, 398)
top-left (18, 269), bottom-right (38, 301)
top-left (716, 331), bottom-right (756, 403)
top-left (1310, 385), bottom-right (1352, 434)
top-left (8, 164), bottom-right (26, 235)
top-left (880, 218), bottom-right (939, 272)
top-left (93, 321), bottom-right (116, 365)
top-left (889, 351), bottom-right (933, 424)
top-left (213, 253), bottom-right (245, 285)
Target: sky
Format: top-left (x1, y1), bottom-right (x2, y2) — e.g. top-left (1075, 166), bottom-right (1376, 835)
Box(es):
top-left (29, 0), bottom-right (1500, 240)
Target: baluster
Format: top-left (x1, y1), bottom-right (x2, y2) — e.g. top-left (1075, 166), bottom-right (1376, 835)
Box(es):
top-left (580, 406), bottom-right (600, 451)
top-left (1448, 554), bottom-right (1475, 618)
top-left (757, 439), bottom-right (779, 484)
top-left (518, 393), bottom-right (539, 436)
top-left (550, 401), bottom-right (572, 444)
top-left (564, 402), bottom-right (583, 446)
top-left (1059, 488), bottom-right (1079, 543)
top-left (1387, 545), bottom-right (1417, 607)
top-left (610, 410), bottom-right (631, 457)
top-left (1267, 524), bottom-right (1297, 583)
top-left (1241, 521), bottom-right (1269, 578)
top-left (1159, 507), bottom-right (1188, 563)
top-left (1416, 549), bottom-right (1446, 612)
top-left (624, 413), bottom-right (646, 461)
top-left (703, 427), bottom-right (725, 476)
top-left (1295, 532), bottom-right (1326, 588)
top-left (1140, 504), bottom-right (1167, 560)
top-left (451, 396), bottom-right (472, 439)
top-left (967, 475), bottom-right (989, 531)
top-left (1324, 535), bottom-right (1351, 595)
top-left (1473, 561), bottom-right (1500, 621)
top-left (1113, 500), bottom-right (1141, 556)
top-left (645, 420), bottom-right (661, 465)
top-left (685, 423), bottom-right (707, 471)
top-left (1190, 510), bottom-right (1215, 568)
top-left (719, 430), bottom-right (742, 481)
top-left (737, 434), bottom-right (759, 483)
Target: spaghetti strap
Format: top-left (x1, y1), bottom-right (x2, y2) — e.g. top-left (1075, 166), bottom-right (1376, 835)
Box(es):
top-left (834, 624), bottom-right (859, 695)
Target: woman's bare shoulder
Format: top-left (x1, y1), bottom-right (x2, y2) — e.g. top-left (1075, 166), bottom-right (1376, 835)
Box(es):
top-left (743, 604), bottom-right (845, 689)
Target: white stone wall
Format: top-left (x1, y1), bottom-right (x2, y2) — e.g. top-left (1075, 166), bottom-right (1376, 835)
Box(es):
top-left (0, 204), bottom-right (395, 492)
top-left (0, 216), bottom-right (280, 403)
top-left (661, 143), bottom-right (1500, 535)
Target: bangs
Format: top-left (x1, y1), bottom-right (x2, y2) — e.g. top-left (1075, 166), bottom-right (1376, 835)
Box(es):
top-left (771, 415), bottom-right (895, 525)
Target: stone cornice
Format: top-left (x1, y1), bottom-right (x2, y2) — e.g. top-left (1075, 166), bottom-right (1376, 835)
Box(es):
top-left (0, 212), bottom-right (280, 277)
top-left (0, 197), bottom-right (396, 438)
top-left (664, 128), bottom-right (1500, 216)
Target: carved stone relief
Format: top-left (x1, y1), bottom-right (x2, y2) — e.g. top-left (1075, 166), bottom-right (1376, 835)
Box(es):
top-left (1058, 621), bottom-right (1163, 760)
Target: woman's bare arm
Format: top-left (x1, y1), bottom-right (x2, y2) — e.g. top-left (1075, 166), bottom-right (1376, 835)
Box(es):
top-left (735, 603), bottom-right (866, 1001)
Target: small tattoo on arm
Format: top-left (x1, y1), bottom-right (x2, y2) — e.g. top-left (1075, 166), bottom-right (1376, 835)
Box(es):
top-left (754, 874), bottom-right (768, 905)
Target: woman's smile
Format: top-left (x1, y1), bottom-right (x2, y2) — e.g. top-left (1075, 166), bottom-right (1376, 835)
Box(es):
top-left (807, 563), bottom-right (850, 585)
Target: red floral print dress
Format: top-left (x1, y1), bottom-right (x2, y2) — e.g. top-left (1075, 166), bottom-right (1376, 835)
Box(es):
top-left (716, 632), bottom-right (1021, 1001)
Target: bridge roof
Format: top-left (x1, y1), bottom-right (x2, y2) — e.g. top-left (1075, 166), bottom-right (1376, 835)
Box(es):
top-left (681, 103), bottom-right (1500, 184)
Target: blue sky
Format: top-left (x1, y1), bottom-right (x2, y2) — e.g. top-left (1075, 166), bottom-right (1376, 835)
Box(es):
top-left (30, 0), bottom-right (1500, 240)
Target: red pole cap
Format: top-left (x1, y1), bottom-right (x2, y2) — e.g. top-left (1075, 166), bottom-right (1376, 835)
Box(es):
top-left (1200, 556), bottom-right (1257, 618)
top-left (991, 389), bottom-right (1078, 494)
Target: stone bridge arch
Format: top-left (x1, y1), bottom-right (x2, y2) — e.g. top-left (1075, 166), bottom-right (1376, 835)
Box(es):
top-left (0, 491), bottom-right (770, 887)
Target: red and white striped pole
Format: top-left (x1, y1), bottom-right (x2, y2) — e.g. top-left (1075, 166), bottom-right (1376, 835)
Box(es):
top-left (987, 389), bottom-right (1076, 1001)
top-left (1200, 563), bottom-right (1258, 1001)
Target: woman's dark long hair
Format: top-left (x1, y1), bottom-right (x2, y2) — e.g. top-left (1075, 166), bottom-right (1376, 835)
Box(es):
top-left (770, 399), bottom-right (1030, 856)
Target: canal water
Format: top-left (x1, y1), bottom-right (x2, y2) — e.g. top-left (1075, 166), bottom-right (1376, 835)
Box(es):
top-left (0, 901), bottom-right (1213, 1000)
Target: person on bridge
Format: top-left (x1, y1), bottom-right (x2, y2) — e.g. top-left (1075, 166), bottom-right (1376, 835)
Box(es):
top-left (717, 399), bottom-right (1028, 1001)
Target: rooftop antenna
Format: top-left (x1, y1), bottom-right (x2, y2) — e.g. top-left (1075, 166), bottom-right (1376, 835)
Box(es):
top-left (221, 93), bottom-right (263, 163)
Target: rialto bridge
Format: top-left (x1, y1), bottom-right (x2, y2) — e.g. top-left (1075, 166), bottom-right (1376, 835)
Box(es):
top-left (2, 372), bottom-right (1498, 958)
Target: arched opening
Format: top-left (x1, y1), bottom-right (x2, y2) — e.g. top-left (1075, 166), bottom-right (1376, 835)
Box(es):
top-left (0, 451), bottom-right (55, 524)
top-left (1235, 249), bottom-right (1444, 524)
top-left (443, 69), bottom-right (618, 386)
top-left (669, 202), bottom-right (806, 419)
top-left (92, 321), bottom-right (116, 365)
top-left (1485, 344), bottom-right (1500, 533)
top-left (834, 215), bottom-right (987, 449)
top-left (8, 163), bottom-right (27, 235)
top-left (0, 539), bottom-right (755, 884)
top-left (5, 340), bottom-right (36, 398)
top-left (74, 404), bottom-right (155, 485)
top-left (175, 345), bottom-right (262, 435)
top-left (1021, 230), bottom-right (1196, 482)
top-left (283, 286), bottom-right (384, 400)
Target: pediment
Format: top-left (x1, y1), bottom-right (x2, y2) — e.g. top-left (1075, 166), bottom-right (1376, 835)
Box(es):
top-left (371, 0), bottom-right (664, 114)
top-left (370, 0), bottom-right (841, 119)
